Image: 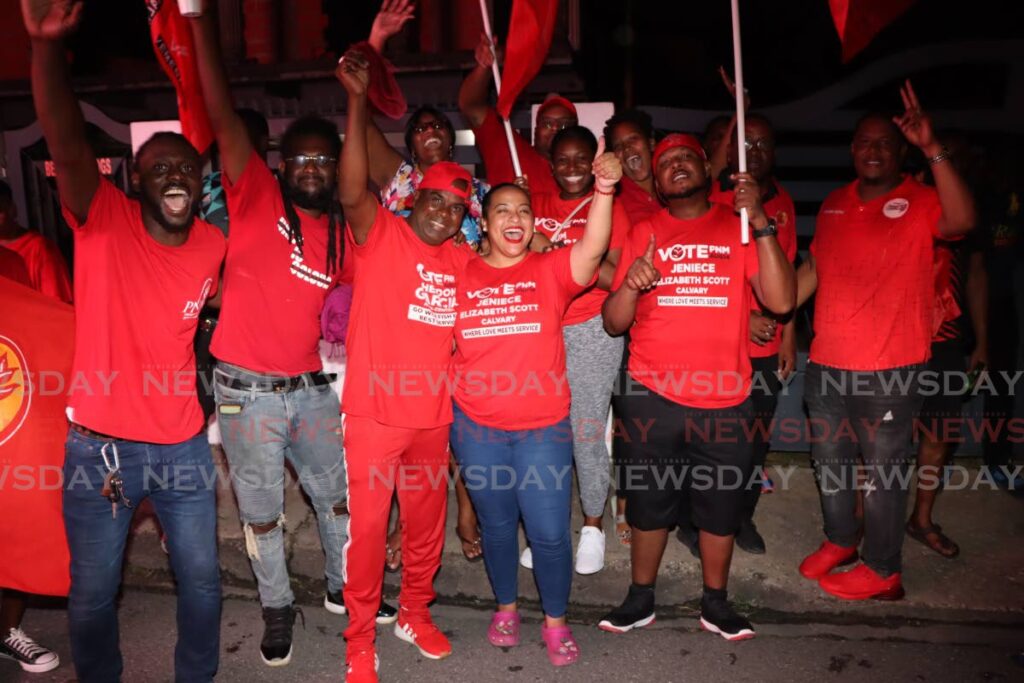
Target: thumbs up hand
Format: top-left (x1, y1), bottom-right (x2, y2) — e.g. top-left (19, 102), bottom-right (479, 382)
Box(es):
top-left (592, 136), bottom-right (622, 194)
top-left (625, 233), bottom-right (661, 291)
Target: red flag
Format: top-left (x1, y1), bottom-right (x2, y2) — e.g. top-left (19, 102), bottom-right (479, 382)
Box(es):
top-left (829, 0), bottom-right (917, 63)
top-left (351, 41), bottom-right (408, 120)
top-left (0, 277), bottom-right (74, 597)
top-left (147, 0), bottom-right (215, 153)
top-left (496, 0), bottom-right (560, 119)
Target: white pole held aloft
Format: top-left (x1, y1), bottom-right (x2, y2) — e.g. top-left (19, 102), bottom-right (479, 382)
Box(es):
top-left (478, 0), bottom-right (524, 178)
top-left (730, 0), bottom-right (749, 244)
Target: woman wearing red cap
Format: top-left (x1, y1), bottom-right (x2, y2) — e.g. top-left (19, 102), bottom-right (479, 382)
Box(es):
top-left (449, 138), bottom-right (622, 667)
top-left (600, 133), bottom-right (794, 641)
top-left (525, 125), bottom-right (633, 575)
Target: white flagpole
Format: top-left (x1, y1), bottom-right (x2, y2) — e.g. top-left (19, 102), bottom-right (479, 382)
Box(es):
top-left (478, 0), bottom-right (524, 178)
top-left (730, 0), bottom-right (749, 244)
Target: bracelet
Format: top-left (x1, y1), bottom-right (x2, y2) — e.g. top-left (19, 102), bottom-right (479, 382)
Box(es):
top-left (928, 147), bottom-right (951, 165)
top-left (594, 186), bottom-right (615, 196)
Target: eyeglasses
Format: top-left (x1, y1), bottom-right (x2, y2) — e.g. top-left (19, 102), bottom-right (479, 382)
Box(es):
top-left (743, 138), bottom-right (775, 152)
top-left (538, 117), bottom-right (576, 132)
top-left (412, 121), bottom-right (446, 135)
top-left (284, 155), bottom-right (337, 168)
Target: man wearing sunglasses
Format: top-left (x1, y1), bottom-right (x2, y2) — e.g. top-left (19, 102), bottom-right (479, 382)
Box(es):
top-left (188, 12), bottom-right (381, 668)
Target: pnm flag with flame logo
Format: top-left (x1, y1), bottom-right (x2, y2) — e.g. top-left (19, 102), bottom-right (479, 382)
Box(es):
top-left (0, 277), bottom-right (73, 596)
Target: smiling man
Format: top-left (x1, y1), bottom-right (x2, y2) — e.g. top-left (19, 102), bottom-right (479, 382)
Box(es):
top-left (22, 1), bottom-right (226, 680)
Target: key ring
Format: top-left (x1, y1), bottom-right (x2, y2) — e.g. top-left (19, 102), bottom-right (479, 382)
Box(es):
top-left (100, 441), bottom-right (120, 474)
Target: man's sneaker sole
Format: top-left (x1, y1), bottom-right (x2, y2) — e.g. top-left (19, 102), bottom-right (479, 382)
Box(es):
top-left (820, 584), bottom-right (906, 601)
top-left (700, 617), bottom-right (756, 641)
top-left (259, 646), bottom-right (293, 667)
top-left (798, 552), bottom-right (859, 580)
top-left (393, 623), bottom-right (451, 660)
top-left (597, 613), bottom-right (656, 634)
top-left (375, 609), bottom-right (398, 626)
top-left (324, 595), bottom-right (347, 615)
top-left (0, 651), bottom-right (61, 674)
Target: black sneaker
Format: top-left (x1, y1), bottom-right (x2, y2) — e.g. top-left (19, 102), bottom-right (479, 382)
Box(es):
top-left (598, 584), bottom-right (656, 633)
top-left (324, 588), bottom-right (398, 625)
top-left (700, 592), bottom-right (755, 641)
top-left (0, 628), bottom-right (60, 673)
top-left (260, 605), bottom-right (302, 666)
top-left (735, 519), bottom-right (766, 554)
top-left (676, 524), bottom-right (701, 559)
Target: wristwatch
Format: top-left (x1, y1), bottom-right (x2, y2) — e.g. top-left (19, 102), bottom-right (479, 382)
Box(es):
top-left (752, 219), bottom-right (777, 240)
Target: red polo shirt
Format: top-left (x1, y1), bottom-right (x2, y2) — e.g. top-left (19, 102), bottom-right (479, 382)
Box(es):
top-left (617, 176), bottom-right (662, 226)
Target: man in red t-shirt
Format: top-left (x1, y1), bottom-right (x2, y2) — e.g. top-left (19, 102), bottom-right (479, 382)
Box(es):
top-left (600, 134), bottom-right (794, 641)
top-left (458, 34), bottom-right (575, 194)
top-left (338, 51), bottom-right (474, 682)
top-left (188, 14), bottom-right (383, 668)
top-left (604, 109), bottom-right (663, 226)
top-left (23, 4), bottom-right (226, 681)
top-left (0, 180), bottom-right (72, 303)
top-left (795, 83), bottom-right (976, 600)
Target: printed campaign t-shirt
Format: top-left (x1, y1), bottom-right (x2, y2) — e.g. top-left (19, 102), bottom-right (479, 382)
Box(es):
top-left (453, 248), bottom-right (590, 430)
top-left (710, 176), bottom-right (797, 358)
top-left (810, 176), bottom-right (944, 370)
top-left (474, 108), bottom-right (557, 194)
top-left (342, 206), bottom-right (474, 429)
top-left (211, 153), bottom-right (342, 376)
top-left (2, 231), bottom-right (72, 303)
top-left (618, 175), bottom-right (662, 226)
top-left (613, 203), bottom-right (759, 409)
top-left (531, 191), bottom-right (631, 325)
top-left (62, 179), bottom-right (225, 443)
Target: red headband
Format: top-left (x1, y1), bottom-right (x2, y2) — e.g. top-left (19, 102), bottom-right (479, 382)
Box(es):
top-left (419, 162), bottom-right (472, 201)
top-left (652, 133), bottom-right (707, 170)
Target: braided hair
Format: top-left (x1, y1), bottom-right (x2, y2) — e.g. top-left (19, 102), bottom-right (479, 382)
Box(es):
top-left (278, 115), bottom-right (344, 276)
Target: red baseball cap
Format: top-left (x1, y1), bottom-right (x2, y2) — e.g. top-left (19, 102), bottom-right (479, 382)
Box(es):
top-left (537, 94), bottom-right (578, 119)
top-left (652, 133), bottom-right (707, 171)
top-left (419, 162), bottom-right (473, 201)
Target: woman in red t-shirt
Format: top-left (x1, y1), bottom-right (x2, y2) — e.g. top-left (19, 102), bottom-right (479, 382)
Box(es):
top-left (449, 145), bottom-right (621, 667)
top-left (528, 126), bottom-right (632, 575)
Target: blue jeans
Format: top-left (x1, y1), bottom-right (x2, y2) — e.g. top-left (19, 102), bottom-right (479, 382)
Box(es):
top-left (450, 405), bottom-right (574, 618)
top-left (63, 429), bottom-right (221, 683)
top-left (213, 362), bottom-right (347, 608)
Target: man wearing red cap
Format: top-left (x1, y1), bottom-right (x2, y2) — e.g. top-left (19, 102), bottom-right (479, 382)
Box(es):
top-left (600, 133), bottom-right (794, 641)
top-left (337, 51), bottom-right (475, 683)
top-left (459, 34), bottom-right (576, 194)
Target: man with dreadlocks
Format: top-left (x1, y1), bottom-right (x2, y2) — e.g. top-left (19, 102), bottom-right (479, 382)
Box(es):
top-left (188, 12), bottom-right (396, 668)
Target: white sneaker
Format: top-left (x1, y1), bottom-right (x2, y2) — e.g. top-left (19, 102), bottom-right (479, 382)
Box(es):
top-left (575, 527), bottom-right (606, 575)
top-left (0, 628), bottom-right (60, 673)
top-left (519, 546), bottom-right (533, 569)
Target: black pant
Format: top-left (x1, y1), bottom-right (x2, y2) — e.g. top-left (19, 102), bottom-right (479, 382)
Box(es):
top-left (193, 309), bottom-right (218, 421)
top-left (804, 362), bottom-right (924, 576)
top-left (747, 355), bottom-right (783, 519)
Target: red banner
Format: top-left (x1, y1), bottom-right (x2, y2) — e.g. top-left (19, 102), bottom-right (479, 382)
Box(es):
top-left (0, 277), bottom-right (74, 596)
top-left (147, 0), bottom-right (215, 153)
top-left (829, 0), bottom-right (918, 63)
top-left (496, 0), bottom-right (559, 119)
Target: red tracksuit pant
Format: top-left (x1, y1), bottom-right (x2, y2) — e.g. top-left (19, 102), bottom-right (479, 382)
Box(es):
top-left (341, 414), bottom-right (449, 648)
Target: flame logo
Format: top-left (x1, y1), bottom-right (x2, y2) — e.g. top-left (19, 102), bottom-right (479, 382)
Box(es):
top-left (0, 337), bottom-right (30, 447)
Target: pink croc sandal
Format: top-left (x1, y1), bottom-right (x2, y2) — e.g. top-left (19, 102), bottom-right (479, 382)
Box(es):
top-left (488, 611), bottom-right (520, 647)
top-left (541, 624), bottom-right (580, 666)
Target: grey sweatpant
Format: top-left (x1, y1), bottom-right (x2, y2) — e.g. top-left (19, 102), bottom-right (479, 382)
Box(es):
top-left (563, 314), bottom-right (624, 519)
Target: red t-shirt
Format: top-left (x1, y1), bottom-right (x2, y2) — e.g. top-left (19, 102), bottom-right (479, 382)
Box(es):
top-left (474, 108), bottom-right (557, 194)
top-left (709, 177), bottom-right (797, 358)
top-left (531, 191), bottom-right (631, 325)
top-left (810, 176), bottom-right (944, 370)
top-left (61, 180), bottom-right (225, 443)
top-left (2, 232), bottom-right (72, 304)
top-left (617, 176), bottom-right (662, 226)
top-left (453, 248), bottom-right (589, 429)
top-left (0, 245), bottom-right (30, 286)
top-left (211, 153), bottom-right (341, 375)
top-left (342, 206), bottom-right (474, 429)
top-left (613, 204), bottom-right (759, 409)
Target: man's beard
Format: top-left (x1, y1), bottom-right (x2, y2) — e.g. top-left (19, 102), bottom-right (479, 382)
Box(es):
top-left (140, 193), bottom-right (194, 233)
top-left (287, 183), bottom-right (333, 210)
top-left (660, 179), bottom-right (708, 202)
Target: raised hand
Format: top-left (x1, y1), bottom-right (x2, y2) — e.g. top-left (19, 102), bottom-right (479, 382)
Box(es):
top-left (625, 234), bottom-right (660, 291)
top-left (893, 79), bottom-right (937, 152)
top-left (336, 49), bottom-right (370, 97)
top-left (474, 32), bottom-right (496, 69)
top-left (369, 0), bottom-right (415, 50)
top-left (592, 136), bottom-right (623, 193)
top-left (513, 174), bottom-right (530, 193)
top-left (21, 0), bottom-right (83, 40)
top-left (731, 171), bottom-right (768, 229)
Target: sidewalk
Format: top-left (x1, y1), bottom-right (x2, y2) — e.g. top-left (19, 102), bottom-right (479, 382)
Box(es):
top-left (122, 450), bottom-right (1024, 626)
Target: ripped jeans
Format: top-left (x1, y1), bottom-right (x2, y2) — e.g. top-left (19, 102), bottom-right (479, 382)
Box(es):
top-left (804, 362), bottom-right (924, 576)
top-left (214, 362), bottom-right (348, 608)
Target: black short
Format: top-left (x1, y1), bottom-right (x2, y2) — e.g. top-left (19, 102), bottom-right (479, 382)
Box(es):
top-left (918, 339), bottom-right (967, 423)
top-left (615, 383), bottom-right (754, 536)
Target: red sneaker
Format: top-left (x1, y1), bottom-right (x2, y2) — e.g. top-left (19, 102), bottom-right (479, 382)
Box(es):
top-left (799, 540), bottom-right (858, 579)
top-left (394, 617), bottom-right (452, 660)
top-left (345, 647), bottom-right (378, 683)
top-left (819, 563), bottom-right (905, 601)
